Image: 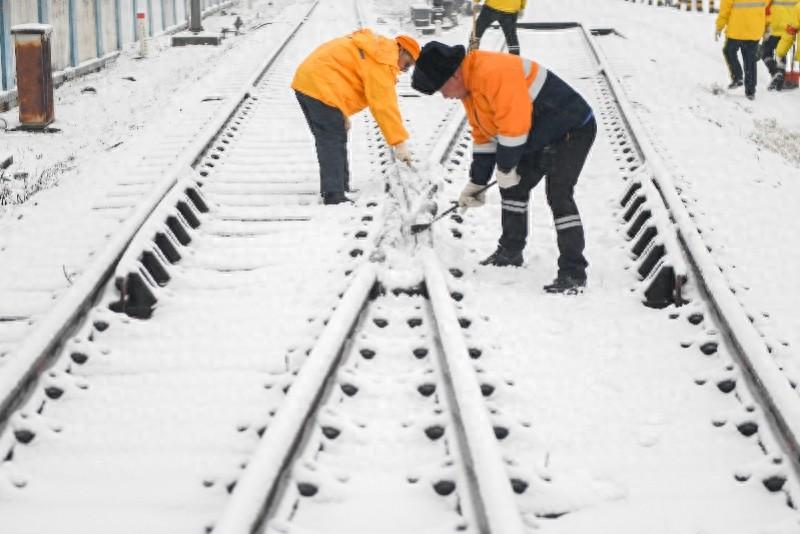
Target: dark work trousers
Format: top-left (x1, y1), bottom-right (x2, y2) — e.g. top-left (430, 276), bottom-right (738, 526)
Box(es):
top-left (474, 5), bottom-right (520, 55)
top-left (498, 118), bottom-right (597, 279)
top-left (760, 35), bottom-right (786, 77)
top-left (723, 39), bottom-right (759, 96)
top-left (294, 90), bottom-right (350, 195)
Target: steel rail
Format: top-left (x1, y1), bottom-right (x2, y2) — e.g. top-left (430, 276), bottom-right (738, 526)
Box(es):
top-left (578, 23), bottom-right (800, 477)
top-left (0, 0), bottom-right (322, 440)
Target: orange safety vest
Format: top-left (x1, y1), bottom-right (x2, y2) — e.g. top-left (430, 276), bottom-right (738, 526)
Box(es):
top-left (292, 29), bottom-right (409, 146)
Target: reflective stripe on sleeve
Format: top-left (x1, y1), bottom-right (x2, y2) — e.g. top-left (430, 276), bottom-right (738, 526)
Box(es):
top-left (522, 58), bottom-right (534, 77)
top-left (473, 142), bottom-right (498, 154)
top-left (731, 1), bottom-right (766, 7)
top-left (528, 67), bottom-right (548, 100)
top-left (497, 133), bottom-right (528, 147)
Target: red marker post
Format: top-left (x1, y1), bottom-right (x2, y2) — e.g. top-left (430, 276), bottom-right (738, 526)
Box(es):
top-left (136, 12), bottom-right (148, 58)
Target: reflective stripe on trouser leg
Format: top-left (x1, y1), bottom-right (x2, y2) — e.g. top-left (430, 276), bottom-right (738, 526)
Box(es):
top-left (498, 192), bottom-right (529, 253)
top-left (554, 213), bottom-right (587, 277)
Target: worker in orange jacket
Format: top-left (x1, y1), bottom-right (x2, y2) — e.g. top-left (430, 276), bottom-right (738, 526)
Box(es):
top-left (716, 0), bottom-right (768, 99)
top-left (292, 30), bottom-right (419, 205)
top-left (412, 42), bottom-right (596, 294)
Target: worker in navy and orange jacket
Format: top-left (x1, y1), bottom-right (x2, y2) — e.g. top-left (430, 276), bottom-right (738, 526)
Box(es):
top-left (411, 42), bottom-right (596, 294)
top-left (292, 30), bottom-right (420, 205)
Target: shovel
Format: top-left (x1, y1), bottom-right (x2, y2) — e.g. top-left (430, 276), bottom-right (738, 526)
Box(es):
top-left (409, 181), bottom-right (497, 234)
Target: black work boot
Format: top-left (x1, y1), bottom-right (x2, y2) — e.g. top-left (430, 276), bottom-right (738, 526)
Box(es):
top-left (322, 192), bottom-right (353, 205)
top-left (768, 73), bottom-right (784, 91)
top-left (728, 79), bottom-right (743, 90)
top-left (479, 247), bottom-right (523, 267)
top-left (543, 274), bottom-right (586, 294)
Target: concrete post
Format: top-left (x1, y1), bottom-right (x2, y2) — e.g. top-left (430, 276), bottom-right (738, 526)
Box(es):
top-left (189, 0), bottom-right (203, 32)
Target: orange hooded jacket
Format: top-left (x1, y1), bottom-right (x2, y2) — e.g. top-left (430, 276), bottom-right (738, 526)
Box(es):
top-left (292, 29), bottom-right (409, 146)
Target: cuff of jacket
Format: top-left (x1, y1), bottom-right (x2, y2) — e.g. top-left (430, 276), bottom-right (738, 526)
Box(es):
top-left (470, 153), bottom-right (495, 185)
top-left (495, 143), bottom-right (525, 174)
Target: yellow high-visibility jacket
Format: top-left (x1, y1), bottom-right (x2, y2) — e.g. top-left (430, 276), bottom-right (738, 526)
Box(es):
top-left (484, 0), bottom-right (527, 14)
top-left (292, 29), bottom-right (408, 146)
top-left (767, 0), bottom-right (799, 37)
top-left (716, 0), bottom-right (768, 41)
top-left (776, 2), bottom-right (799, 57)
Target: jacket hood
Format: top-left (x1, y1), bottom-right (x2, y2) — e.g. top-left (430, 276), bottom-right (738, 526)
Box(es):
top-left (350, 29), bottom-right (399, 67)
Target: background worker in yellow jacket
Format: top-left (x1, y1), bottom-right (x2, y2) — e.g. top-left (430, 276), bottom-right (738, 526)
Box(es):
top-left (292, 30), bottom-right (419, 205)
top-left (412, 42), bottom-right (596, 294)
top-left (762, 0), bottom-right (798, 90)
top-left (471, 0), bottom-right (526, 55)
top-left (716, 0), bottom-right (768, 99)
top-left (776, 2), bottom-right (800, 70)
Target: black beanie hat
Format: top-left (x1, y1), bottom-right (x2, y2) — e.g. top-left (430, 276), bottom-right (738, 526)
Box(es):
top-left (411, 41), bottom-right (466, 95)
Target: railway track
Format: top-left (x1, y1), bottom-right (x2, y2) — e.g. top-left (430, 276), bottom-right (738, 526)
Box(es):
top-left (1, 2), bottom-right (800, 534)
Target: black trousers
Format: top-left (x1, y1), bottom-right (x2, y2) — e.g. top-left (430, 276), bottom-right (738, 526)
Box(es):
top-left (294, 90), bottom-right (349, 195)
top-left (498, 118), bottom-right (597, 279)
top-left (723, 39), bottom-right (758, 96)
top-left (760, 35), bottom-right (786, 77)
top-left (474, 4), bottom-right (520, 55)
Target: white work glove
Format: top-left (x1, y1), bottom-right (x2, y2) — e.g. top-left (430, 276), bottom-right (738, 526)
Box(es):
top-left (715, 30), bottom-right (721, 42)
top-left (344, 116), bottom-right (351, 131)
top-left (394, 142), bottom-right (413, 166)
top-left (496, 168), bottom-right (521, 189)
top-left (517, 8), bottom-right (525, 20)
top-left (458, 181), bottom-right (486, 210)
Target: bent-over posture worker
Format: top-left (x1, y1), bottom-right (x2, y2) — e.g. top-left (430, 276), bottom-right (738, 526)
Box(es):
top-left (411, 42), bottom-right (596, 294)
top-left (292, 30), bottom-right (419, 205)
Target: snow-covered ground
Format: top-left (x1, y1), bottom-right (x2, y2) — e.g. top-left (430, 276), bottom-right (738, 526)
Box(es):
top-left (0, 0), bottom-right (799, 532)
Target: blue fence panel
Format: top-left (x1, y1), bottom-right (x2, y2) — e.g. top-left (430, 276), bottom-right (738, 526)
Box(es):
top-left (1, 0), bottom-right (12, 90)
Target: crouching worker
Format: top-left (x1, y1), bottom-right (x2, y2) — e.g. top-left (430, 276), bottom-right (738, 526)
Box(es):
top-left (411, 42), bottom-right (596, 294)
top-left (292, 31), bottom-right (420, 205)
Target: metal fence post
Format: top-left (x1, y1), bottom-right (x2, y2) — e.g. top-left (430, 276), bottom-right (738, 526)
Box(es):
top-left (38, 0), bottom-right (49, 22)
top-left (94, 0), bottom-right (104, 57)
top-left (172, 0), bottom-right (178, 27)
top-left (68, 0), bottom-right (78, 67)
top-left (0, 0), bottom-right (10, 91)
top-left (132, 0), bottom-right (138, 40)
top-left (147, 0), bottom-right (153, 35)
top-left (115, 0), bottom-right (122, 50)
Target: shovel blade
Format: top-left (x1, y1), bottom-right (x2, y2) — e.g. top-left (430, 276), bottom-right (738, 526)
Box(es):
top-left (410, 223), bottom-right (431, 234)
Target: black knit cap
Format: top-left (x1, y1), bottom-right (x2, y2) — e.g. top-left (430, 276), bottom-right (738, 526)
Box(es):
top-left (411, 41), bottom-right (466, 95)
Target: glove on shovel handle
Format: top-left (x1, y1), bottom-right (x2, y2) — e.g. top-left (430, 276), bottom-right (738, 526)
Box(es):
top-left (410, 181), bottom-right (496, 234)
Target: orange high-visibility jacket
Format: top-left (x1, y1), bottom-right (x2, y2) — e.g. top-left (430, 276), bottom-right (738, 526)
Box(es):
top-left (292, 29), bottom-right (408, 146)
top-left (776, 2), bottom-right (800, 57)
top-left (461, 50), bottom-right (593, 184)
top-left (767, 0), bottom-right (799, 37)
top-left (716, 0), bottom-right (768, 41)
top-left (461, 51), bottom-right (542, 154)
